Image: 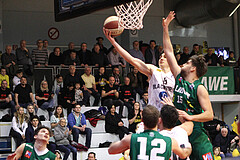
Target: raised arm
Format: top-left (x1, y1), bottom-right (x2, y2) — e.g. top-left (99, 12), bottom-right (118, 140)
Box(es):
top-left (162, 11), bottom-right (181, 78)
top-left (103, 28), bottom-right (155, 77)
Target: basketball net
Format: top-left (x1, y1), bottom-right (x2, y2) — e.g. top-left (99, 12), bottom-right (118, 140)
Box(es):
top-left (114, 0), bottom-right (153, 30)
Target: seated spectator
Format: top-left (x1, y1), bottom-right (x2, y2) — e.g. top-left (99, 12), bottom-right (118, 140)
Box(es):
top-left (81, 67), bottom-right (100, 106)
top-left (0, 67), bottom-right (10, 88)
top-left (213, 147), bottom-right (222, 160)
top-left (128, 102), bottom-right (142, 133)
top-left (96, 37), bottom-right (108, 54)
top-left (1, 45), bottom-right (18, 79)
top-left (63, 42), bottom-right (76, 59)
top-left (120, 77), bottom-right (136, 113)
top-left (68, 104), bottom-right (92, 148)
top-left (75, 83), bottom-right (84, 106)
top-left (78, 42), bottom-right (91, 67)
top-left (107, 47), bottom-right (126, 69)
top-left (127, 67), bottom-right (144, 97)
top-left (214, 127), bottom-right (239, 157)
top-left (91, 44), bottom-right (110, 67)
top-left (35, 80), bottom-right (54, 119)
top-left (105, 104), bottom-right (129, 140)
top-left (14, 76), bottom-right (37, 109)
top-left (64, 51), bottom-right (80, 66)
top-left (25, 115), bottom-right (41, 143)
top-left (48, 47), bottom-right (64, 66)
top-left (87, 152), bottom-right (96, 160)
top-left (32, 39), bottom-right (48, 67)
top-left (129, 41), bottom-right (145, 62)
top-left (110, 67), bottom-right (123, 87)
top-left (58, 83), bottom-right (76, 115)
top-left (95, 67), bottom-right (109, 95)
top-left (54, 117), bottom-right (77, 160)
top-left (55, 150), bottom-right (63, 160)
top-left (102, 76), bottom-right (124, 117)
top-left (139, 91), bottom-right (148, 110)
top-left (52, 74), bottom-right (64, 106)
top-left (226, 51), bottom-right (237, 66)
top-left (15, 40), bottom-right (33, 76)
top-left (13, 70), bottom-right (23, 91)
top-left (204, 48), bottom-right (219, 66)
top-left (9, 106), bottom-right (28, 147)
top-left (0, 80), bottom-right (14, 116)
top-left (144, 40), bottom-right (160, 66)
top-left (26, 104), bottom-right (36, 121)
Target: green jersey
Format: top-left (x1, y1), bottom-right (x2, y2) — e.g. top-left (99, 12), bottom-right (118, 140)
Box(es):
top-left (21, 143), bottom-right (56, 160)
top-left (130, 130), bottom-right (172, 160)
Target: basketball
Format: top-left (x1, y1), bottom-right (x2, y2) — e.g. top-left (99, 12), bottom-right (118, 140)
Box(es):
top-left (104, 16), bottom-right (124, 37)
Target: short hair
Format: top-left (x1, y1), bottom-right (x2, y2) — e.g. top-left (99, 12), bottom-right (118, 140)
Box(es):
top-left (143, 91), bottom-right (148, 95)
top-left (189, 55), bottom-right (208, 78)
top-left (96, 37), bottom-right (104, 41)
top-left (36, 39), bottom-right (43, 44)
top-left (81, 42), bottom-right (87, 46)
top-left (30, 115), bottom-right (40, 122)
top-left (34, 126), bottom-right (51, 136)
top-left (142, 105), bottom-right (159, 129)
top-left (1, 67), bottom-right (6, 71)
top-left (193, 44), bottom-right (199, 47)
top-left (160, 105), bottom-right (179, 129)
top-left (88, 152), bottom-right (96, 158)
top-left (67, 82), bottom-right (74, 87)
top-left (54, 47), bottom-right (61, 52)
top-left (16, 69), bottom-right (23, 74)
top-left (133, 40), bottom-right (139, 45)
top-left (55, 74), bottom-right (63, 79)
top-left (21, 76), bottom-right (27, 80)
top-left (149, 40), bottom-right (156, 44)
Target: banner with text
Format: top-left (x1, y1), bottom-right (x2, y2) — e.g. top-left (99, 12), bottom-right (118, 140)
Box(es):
top-left (200, 67), bottom-right (235, 95)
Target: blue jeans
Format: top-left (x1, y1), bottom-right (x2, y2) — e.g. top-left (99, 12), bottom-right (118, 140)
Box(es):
top-left (40, 99), bottom-right (54, 117)
top-left (72, 127), bottom-right (92, 148)
top-left (57, 144), bottom-right (77, 160)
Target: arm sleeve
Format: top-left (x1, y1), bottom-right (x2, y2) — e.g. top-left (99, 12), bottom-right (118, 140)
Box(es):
top-left (12, 117), bottom-right (24, 135)
top-left (25, 128), bottom-right (31, 143)
top-left (67, 114), bottom-right (75, 129)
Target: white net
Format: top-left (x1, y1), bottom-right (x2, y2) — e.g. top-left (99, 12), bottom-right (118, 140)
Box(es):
top-left (114, 0), bottom-right (153, 30)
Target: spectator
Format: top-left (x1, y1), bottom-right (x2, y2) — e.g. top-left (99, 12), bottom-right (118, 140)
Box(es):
top-left (48, 47), bottom-right (64, 66)
top-left (214, 127), bottom-right (239, 157)
top-left (63, 42), bottom-right (76, 59)
top-left (190, 44), bottom-right (200, 56)
top-left (26, 104), bottom-right (36, 121)
top-left (110, 67), bottom-right (123, 87)
top-left (0, 67), bottom-right (10, 88)
top-left (204, 48), bottom-right (219, 66)
top-left (102, 76), bottom-right (124, 117)
top-left (175, 53), bottom-right (182, 65)
top-left (129, 41), bottom-right (145, 62)
top-left (226, 51), bottom-right (237, 67)
top-left (107, 47), bottom-right (126, 69)
top-left (128, 102), bottom-right (142, 133)
top-left (127, 67), bottom-right (144, 97)
top-left (158, 45), bottom-right (164, 55)
top-left (75, 83), bottom-right (84, 106)
top-left (55, 150), bottom-right (63, 160)
top-left (25, 115), bottom-right (41, 143)
top-left (54, 117), bottom-right (77, 160)
top-left (91, 44), bottom-right (110, 67)
top-left (96, 37), bottom-right (108, 54)
top-left (119, 77), bottom-right (136, 113)
top-left (35, 80), bottom-right (54, 119)
top-left (87, 152), bottom-right (96, 160)
top-left (179, 46), bottom-right (190, 65)
top-left (14, 76), bottom-right (37, 109)
top-left (0, 80), bottom-right (14, 116)
top-left (32, 39), bottom-right (48, 67)
top-left (9, 106), bottom-right (28, 147)
top-left (105, 104), bottom-right (129, 140)
top-left (1, 45), bottom-right (18, 79)
top-left (145, 40), bottom-right (160, 66)
top-left (218, 55), bottom-right (226, 67)
top-left (81, 67), bottom-right (100, 106)
top-left (78, 42), bottom-right (91, 67)
top-left (43, 40), bottom-right (51, 57)
top-left (58, 83), bottom-right (76, 115)
top-left (13, 70), bottom-right (23, 91)
top-left (52, 74), bottom-right (64, 106)
top-left (95, 67), bottom-right (109, 95)
top-left (68, 104), bottom-right (92, 148)
top-left (64, 51), bottom-right (80, 66)
top-left (15, 40), bottom-right (33, 76)
top-left (139, 91), bottom-right (148, 110)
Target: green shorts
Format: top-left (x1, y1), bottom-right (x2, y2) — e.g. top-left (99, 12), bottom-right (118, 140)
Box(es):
top-left (189, 128), bottom-right (214, 160)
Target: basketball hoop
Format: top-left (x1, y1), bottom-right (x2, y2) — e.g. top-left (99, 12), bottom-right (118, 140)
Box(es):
top-left (114, 0), bottom-right (153, 30)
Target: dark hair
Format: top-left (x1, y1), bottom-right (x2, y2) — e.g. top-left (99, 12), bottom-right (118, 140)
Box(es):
top-left (67, 82), bottom-right (74, 87)
top-left (142, 105), bottom-right (159, 129)
top-left (96, 37), bottom-right (104, 41)
top-left (55, 74), bottom-right (63, 79)
top-left (1, 66), bottom-right (6, 71)
top-left (193, 44), bottom-right (199, 47)
top-left (30, 115), bottom-right (40, 122)
top-left (81, 42), bottom-right (87, 46)
top-left (160, 105), bottom-right (179, 129)
top-left (21, 76), bottom-right (27, 80)
top-left (16, 69), bottom-right (23, 74)
top-left (34, 126), bottom-right (51, 136)
top-left (54, 105), bottom-right (64, 118)
top-left (88, 152), bottom-right (96, 158)
top-left (53, 47), bottom-right (61, 52)
top-left (189, 55), bottom-right (208, 78)
top-left (149, 40), bottom-right (156, 44)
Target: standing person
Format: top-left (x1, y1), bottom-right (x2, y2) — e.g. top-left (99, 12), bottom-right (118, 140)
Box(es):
top-left (7, 126), bottom-right (56, 160)
top-left (162, 11), bottom-right (214, 160)
top-left (32, 39), bottom-right (48, 67)
top-left (108, 105), bottom-right (191, 159)
top-left (103, 29), bottom-right (175, 111)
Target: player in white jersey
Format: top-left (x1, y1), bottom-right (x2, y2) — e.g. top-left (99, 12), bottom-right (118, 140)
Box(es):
top-left (103, 29), bottom-right (175, 111)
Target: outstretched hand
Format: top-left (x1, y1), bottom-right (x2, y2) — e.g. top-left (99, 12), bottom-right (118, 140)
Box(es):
top-left (161, 96), bottom-right (174, 106)
top-left (162, 11), bottom-right (175, 28)
top-left (103, 28), bottom-right (115, 43)
top-left (7, 153), bottom-right (16, 160)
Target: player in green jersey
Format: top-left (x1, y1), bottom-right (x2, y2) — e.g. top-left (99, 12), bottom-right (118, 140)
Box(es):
top-left (7, 126), bottom-right (57, 160)
top-left (162, 11), bottom-right (214, 160)
top-left (108, 105), bottom-right (191, 160)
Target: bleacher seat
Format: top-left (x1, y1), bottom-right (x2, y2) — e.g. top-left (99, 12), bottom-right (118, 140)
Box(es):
top-left (0, 108), bottom-right (10, 120)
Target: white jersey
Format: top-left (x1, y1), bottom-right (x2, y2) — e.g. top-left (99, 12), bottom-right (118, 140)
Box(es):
top-left (148, 68), bottom-right (175, 111)
top-left (160, 126), bottom-right (190, 160)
